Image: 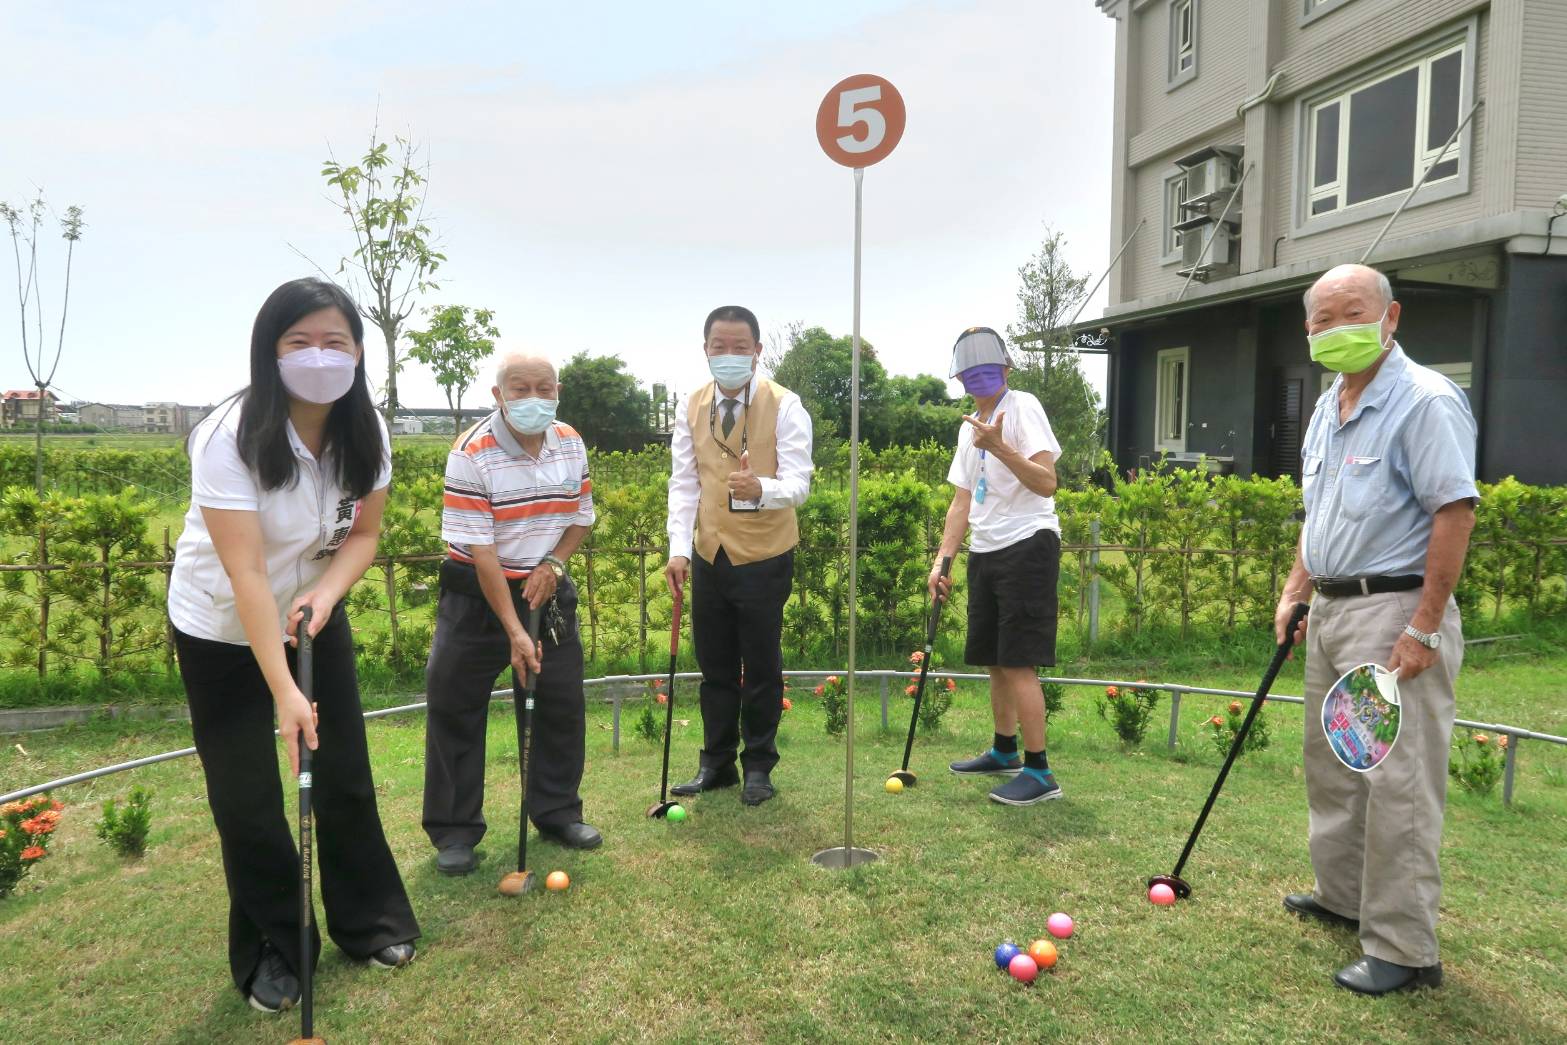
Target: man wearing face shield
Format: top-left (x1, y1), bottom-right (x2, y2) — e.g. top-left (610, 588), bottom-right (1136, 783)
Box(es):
top-left (422, 353), bottom-right (601, 875)
top-left (929, 327), bottom-right (1065, 806)
top-left (665, 305), bottom-right (814, 806)
top-left (1275, 264), bottom-right (1477, 996)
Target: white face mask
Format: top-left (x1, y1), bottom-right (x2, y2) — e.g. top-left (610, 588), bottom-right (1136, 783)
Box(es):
top-left (278, 347), bottom-right (357, 404)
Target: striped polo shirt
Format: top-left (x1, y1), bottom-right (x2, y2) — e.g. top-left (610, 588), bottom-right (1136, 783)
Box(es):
top-left (442, 411), bottom-right (595, 579)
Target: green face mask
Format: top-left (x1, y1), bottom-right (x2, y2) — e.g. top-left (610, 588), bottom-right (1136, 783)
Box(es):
top-left (1308, 306), bottom-right (1390, 373)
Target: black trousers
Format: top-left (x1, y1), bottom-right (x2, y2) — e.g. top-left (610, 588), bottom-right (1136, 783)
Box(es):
top-left (421, 569), bottom-right (587, 849)
top-left (174, 604), bottom-right (419, 994)
top-left (691, 546), bottom-right (794, 775)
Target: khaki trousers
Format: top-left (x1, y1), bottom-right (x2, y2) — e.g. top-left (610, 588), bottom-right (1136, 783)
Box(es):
top-left (1303, 588), bottom-right (1463, 967)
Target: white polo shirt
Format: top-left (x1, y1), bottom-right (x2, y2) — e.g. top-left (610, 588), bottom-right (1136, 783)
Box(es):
top-left (168, 398), bottom-right (392, 645)
top-left (946, 388), bottom-right (1062, 554)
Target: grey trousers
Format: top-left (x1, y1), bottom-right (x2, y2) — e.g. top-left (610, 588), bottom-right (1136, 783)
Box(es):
top-left (421, 574), bottom-right (586, 849)
top-left (1303, 588), bottom-right (1463, 967)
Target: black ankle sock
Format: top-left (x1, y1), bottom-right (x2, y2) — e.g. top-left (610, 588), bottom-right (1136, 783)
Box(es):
top-left (993, 733), bottom-right (1018, 755)
top-left (1024, 749), bottom-right (1049, 772)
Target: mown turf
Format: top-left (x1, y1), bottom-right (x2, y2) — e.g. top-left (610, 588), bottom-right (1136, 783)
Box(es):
top-left (2, 650), bottom-right (1564, 1044)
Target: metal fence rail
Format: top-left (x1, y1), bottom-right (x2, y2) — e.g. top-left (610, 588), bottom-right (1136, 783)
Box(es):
top-left (5, 671), bottom-right (1561, 807)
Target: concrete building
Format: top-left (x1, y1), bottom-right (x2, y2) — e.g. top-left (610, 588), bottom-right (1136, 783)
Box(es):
top-left (77, 403), bottom-right (146, 431)
top-left (2, 389), bottom-right (58, 427)
top-left (1092, 0), bottom-right (1567, 484)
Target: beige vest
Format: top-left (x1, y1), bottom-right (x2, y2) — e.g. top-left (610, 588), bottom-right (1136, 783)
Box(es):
top-left (689, 379), bottom-right (800, 566)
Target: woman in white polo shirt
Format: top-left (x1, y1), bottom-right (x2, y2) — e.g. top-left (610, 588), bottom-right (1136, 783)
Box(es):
top-left (169, 278), bottom-right (419, 1015)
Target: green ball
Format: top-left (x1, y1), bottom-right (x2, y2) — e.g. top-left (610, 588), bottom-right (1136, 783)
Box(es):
top-left (667, 805), bottom-right (687, 823)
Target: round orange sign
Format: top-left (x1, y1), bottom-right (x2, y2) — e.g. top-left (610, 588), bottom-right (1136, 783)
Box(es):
top-left (815, 74), bottom-right (906, 168)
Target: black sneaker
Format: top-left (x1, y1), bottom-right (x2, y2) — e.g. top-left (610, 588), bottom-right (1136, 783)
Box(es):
top-left (367, 941), bottom-right (416, 969)
top-left (949, 749), bottom-right (1023, 777)
top-left (988, 768), bottom-right (1063, 806)
top-left (247, 941), bottom-right (300, 1013)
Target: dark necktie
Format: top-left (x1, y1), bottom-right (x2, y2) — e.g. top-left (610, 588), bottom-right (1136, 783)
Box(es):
top-left (721, 398), bottom-right (739, 439)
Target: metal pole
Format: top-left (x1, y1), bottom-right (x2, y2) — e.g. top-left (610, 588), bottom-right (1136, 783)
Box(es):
top-left (1360, 100), bottom-right (1482, 265)
top-left (814, 166), bottom-right (878, 869)
top-left (1062, 218), bottom-right (1146, 340)
top-left (1088, 519), bottom-right (1101, 645)
top-left (880, 675), bottom-right (889, 731)
top-left (1502, 737), bottom-right (1519, 807)
top-left (1167, 691), bottom-right (1182, 751)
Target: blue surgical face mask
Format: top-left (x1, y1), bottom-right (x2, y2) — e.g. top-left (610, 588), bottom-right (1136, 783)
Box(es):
top-left (708, 353), bottom-right (755, 390)
top-left (501, 396), bottom-right (557, 435)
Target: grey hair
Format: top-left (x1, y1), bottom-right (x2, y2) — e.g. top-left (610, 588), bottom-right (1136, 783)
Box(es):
top-left (494, 352), bottom-right (557, 387)
top-left (1303, 265), bottom-right (1394, 314)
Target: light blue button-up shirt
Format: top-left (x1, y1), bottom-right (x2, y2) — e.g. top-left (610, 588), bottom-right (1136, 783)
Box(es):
top-left (1300, 344), bottom-right (1478, 579)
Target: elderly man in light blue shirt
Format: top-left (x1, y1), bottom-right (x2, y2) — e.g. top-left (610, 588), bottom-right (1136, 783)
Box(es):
top-left (1274, 263), bottom-right (1477, 997)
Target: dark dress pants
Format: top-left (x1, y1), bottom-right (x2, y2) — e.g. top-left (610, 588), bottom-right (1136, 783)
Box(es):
top-left (691, 546), bottom-right (794, 775)
top-left (175, 603), bottom-right (420, 994)
top-left (422, 573), bottom-right (586, 848)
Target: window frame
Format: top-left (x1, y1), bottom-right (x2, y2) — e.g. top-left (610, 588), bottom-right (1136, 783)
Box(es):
top-left (1160, 166), bottom-right (1188, 266)
top-left (1292, 19), bottom-right (1477, 239)
top-left (1167, 0), bottom-right (1198, 91)
top-left (1155, 347), bottom-right (1190, 453)
top-left (1301, 0), bottom-right (1358, 27)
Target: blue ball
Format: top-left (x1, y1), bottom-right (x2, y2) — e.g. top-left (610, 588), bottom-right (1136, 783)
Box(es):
top-left (994, 941), bottom-right (1021, 970)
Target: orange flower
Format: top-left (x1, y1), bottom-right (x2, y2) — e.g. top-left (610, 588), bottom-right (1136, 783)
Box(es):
top-left (50, 800), bottom-right (63, 812)
top-left (944, 678), bottom-right (956, 692)
top-left (0, 828), bottom-right (6, 840)
top-left (827, 676), bottom-right (840, 685)
top-left (1474, 734), bottom-right (1489, 746)
top-left (20, 845), bottom-right (46, 861)
top-left (904, 684), bottom-right (917, 696)
top-left (1228, 701), bottom-right (1243, 715)
top-left (1105, 686), bottom-right (1119, 698)
top-left (813, 684), bottom-right (825, 696)
top-left (21, 816), bottom-right (55, 836)
top-left (781, 697), bottom-right (793, 711)
top-left (656, 693), bottom-right (667, 705)
top-left (1498, 735), bottom-right (1509, 749)
top-left (1209, 716), bottom-right (1224, 727)
top-left (0, 801), bottom-right (23, 817)
top-left (909, 650), bottom-right (924, 665)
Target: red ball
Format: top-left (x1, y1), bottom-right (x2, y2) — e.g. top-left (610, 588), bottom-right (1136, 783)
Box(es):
top-left (1007, 953), bottom-right (1039, 983)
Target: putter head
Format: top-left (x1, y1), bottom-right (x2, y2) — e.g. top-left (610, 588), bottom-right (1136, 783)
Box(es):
top-left (889, 770), bottom-right (917, 787)
top-left (647, 800), bottom-right (677, 819)
top-left (1147, 873), bottom-right (1192, 900)
top-left (498, 869), bottom-right (538, 897)
top-left (288, 1039), bottom-right (327, 1044)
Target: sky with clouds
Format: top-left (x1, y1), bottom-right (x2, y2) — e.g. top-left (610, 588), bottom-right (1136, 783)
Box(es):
top-left (4, 0), bottom-right (1115, 413)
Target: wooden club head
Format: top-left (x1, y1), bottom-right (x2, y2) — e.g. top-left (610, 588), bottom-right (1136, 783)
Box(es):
top-left (498, 870), bottom-right (537, 897)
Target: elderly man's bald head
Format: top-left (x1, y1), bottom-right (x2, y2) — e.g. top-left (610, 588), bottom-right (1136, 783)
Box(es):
top-left (495, 352), bottom-right (557, 389)
top-left (1303, 264), bottom-right (1393, 316)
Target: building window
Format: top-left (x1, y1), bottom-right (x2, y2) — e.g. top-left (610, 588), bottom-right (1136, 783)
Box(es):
top-left (1301, 34), bottom-right (1470, 231)
top-left (1302, 0), bottom-right (1358, 26)
top-left (1428, 361), bottom-right (1472, 389)
top-left (1161, 169), bottom-right (1187, 265)
top-left (1168, 0), bottom-right (1197, 90)
top-left (1155, 347), bottom-right (1190, 453)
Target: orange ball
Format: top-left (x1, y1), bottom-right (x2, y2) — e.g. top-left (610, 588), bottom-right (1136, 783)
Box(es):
top-left (1027, 938), bottom-right (1058, 969)
top-left (545, 870), bottom-right (570, 891)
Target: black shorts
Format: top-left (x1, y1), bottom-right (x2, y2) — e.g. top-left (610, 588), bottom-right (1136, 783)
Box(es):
top-left (964, 527), bottom-right (1060, 668)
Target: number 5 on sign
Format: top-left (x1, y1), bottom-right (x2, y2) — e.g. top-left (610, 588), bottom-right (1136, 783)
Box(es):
top-left (816, 74), bottom-right (906, 168)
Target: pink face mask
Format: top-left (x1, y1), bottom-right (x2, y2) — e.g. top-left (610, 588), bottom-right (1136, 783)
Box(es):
top-left (278, 348), bottom-right (357, 404)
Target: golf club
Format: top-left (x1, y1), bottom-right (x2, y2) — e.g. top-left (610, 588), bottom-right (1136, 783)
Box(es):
top-left (647, 587), bottom-right (684, 818)
top-left (498, 604), bottom-right (546, 897)
top-left (1149, 601), bottom-right (1310, 900)
top-left (289, 605), bottom-right (326, 1045)
top-left (890, 556), bottom-right (952, 788)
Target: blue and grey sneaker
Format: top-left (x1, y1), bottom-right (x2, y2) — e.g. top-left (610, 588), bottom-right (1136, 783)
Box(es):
top-left (988, 767), bottom-right (1063, 806)
top-left (949, 748), bottom-right (1024, 777)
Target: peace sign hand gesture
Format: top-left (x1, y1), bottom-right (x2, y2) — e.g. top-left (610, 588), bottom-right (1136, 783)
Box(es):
top-left (963, 410), bottom-right (1007, 454)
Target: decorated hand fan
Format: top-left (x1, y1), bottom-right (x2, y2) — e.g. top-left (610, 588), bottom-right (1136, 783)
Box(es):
top-left (1321, 663), bottom-right (1401, 772)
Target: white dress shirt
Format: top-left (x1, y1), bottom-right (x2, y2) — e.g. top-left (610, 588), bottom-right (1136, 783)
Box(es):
top-left (667, 374), bottom-right (814, 561)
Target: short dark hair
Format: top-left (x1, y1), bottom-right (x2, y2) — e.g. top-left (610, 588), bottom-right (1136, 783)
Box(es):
top-left (704, 305), bottom-right (760, 342)
top-left (233, 278), bottom-right (383, 499)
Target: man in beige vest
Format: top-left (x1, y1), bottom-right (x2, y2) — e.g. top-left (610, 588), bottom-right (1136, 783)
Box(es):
top-left (665, 305), bottom-right (813, 805)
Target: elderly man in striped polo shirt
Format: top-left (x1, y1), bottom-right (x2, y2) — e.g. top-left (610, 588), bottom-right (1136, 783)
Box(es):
top-left (422, 352), bottom-right (601, 875)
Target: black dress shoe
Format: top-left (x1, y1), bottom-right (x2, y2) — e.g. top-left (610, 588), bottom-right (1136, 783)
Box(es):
top-left (669, 766), bottom-right (740, 796)
top-left (1335, 955), bottom-right (1443, 996)
top-left (538, 821), bottom-right (603, 850)
top-left (435, 845), bottom-right (479, 876)
top-left (1284, 892), bottom-right (1360, 931)
top-left (741, 771), bottom-right (775, 806)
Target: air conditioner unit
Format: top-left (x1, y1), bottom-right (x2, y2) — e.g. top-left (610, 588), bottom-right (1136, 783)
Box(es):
top-left (1180, 223), bottom-right (1238, 269)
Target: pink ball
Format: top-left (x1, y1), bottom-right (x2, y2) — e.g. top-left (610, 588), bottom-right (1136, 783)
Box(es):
top-left (1046, 912), bottom-right (1074, 939)
top-left (1007, 953), bottom-right (1039, 983)
top-left (1149, 883), bottom-right (1176, 906)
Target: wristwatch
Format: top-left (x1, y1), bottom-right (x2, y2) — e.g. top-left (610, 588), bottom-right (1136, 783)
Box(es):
top-left (542, 554), bottom-right (566, 579)
top-left (1404, 624), bottom-right (1440, 650)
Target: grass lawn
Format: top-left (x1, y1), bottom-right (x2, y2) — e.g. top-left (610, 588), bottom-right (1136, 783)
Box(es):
top-left (2, 649), bottom-right (1565, 1044)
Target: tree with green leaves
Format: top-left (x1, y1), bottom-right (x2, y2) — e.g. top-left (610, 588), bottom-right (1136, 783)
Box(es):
top-left (407, 304), bottom-right (498, 434)
top-left (771, 325), bottom-right (886, 447)
top-left (2, 194), bottom-right (86, 495)
top-left (557, 352), bottom-right (654, 451)
top-left (1004, 227), bottom-right (1105, 486)
top-left (317, 129), bottom-right (445, 425)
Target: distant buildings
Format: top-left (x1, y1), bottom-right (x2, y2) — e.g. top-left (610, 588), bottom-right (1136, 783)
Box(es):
top-left (2, 389), bottom-right (59, 427)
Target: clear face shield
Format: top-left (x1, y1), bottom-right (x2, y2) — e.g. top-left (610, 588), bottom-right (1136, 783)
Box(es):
top-left (947, 327), bottom-right (1016, 378)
